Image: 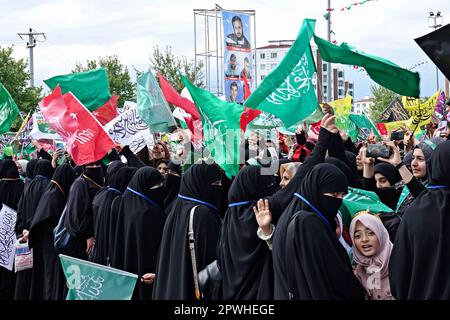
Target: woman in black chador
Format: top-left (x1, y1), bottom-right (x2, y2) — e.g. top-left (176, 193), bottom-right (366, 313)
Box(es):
top-left (152, 163), bottom-right (223, 300)
top-left (14, 159), bottom-right (53, 300)
top-left (218, 165), bottom-right (278, 300)
top-left (92, 166), bottom-right (137, 266)
top-left (0, 160), bottom-right (24, 300)
top-left (111, 167), bottom-right (166, 300)
top-left (28, 164), bottom-right (76, 300)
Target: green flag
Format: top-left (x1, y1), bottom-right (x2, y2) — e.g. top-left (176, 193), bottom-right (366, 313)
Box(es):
top-left (349, 113), bottom-right (380, 138)
top-left (314, 35), bottom-right (420, 97)
top-left (245, 19), bottom-right (318, 127)
top-left (44, 68), bottom-right (111, 111)
top-left (59, 254), bottom-right (138, 300)
top-left (340, 187), bottom-right (393, 227)
top-left (181, 74), bottom-right (244, 178)
top-left (136, 71), bottom-right (176, 133)
top-left (0, 83), bottom-right (19, 134)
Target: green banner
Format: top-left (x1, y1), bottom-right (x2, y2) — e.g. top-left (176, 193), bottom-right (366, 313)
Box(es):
top-left (44, 68), bottom-right (111, 111)
top-left (59, 254), bottom-right (138, 300)
top-left (0, 83), bottom-right (19, 134)
top-left (314, 35), bottom-right (420, 97)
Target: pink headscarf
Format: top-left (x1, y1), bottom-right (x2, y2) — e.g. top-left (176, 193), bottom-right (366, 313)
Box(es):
top-left (349, 214), bottom-right (393, 277)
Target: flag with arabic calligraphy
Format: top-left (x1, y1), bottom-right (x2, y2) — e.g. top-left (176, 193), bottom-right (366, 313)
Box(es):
top-left (406, 90), bottom-right (441, 129)
top-left (181, 74), bottom-right (244, 178)
top-left (59, 254), bottom-right (138, 300)
top-left (104, 101), bottom-right (153, 153)
top-left (244, 19), bottom-right (318, 127)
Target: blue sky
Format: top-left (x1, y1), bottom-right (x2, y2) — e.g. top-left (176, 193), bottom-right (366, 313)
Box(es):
top-left (0, 0), bottom-right (447, 100)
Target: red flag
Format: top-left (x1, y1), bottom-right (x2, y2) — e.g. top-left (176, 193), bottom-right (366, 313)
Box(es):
top-left (241, 73), bottom-right (261, 131)
top-left (376, 123), bottom-right (388, 135)
top-left (92, 95), bottom-right (119, 125)
top-left (158, 73), bottom-right (200, 121)
top-left (39, 86), bottom-right (115, 165)
top-left (308, 121), bottom-right (322, 141)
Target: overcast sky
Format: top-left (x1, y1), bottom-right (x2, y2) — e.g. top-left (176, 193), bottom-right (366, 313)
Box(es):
top-left (0, 0), bottom-right (447, 100)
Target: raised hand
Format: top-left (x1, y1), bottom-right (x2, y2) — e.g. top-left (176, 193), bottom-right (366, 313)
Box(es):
top-left (253, 199), bottom-right (273, 236)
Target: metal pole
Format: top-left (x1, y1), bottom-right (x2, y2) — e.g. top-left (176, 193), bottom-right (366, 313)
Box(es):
top-left (215, 6), bottom-right (219, 95)
top-left (28, 33), bottom-right (34, 87)
top-left (194, 13), bottom-right (197, 84)
top-left (204, 11), bottom-right (209, 92)
top-left (327, 0), bottom-right (332, 102)
top-left (253, 12), bottom-right (257, 87)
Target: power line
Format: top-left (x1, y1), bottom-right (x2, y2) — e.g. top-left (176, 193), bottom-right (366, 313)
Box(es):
top-left (17, 28), bottom-right (46, 87)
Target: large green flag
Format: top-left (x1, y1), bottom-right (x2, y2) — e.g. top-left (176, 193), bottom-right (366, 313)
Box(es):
top-left (0, 83), bottom-right (19, 134)
top-left (136, 71), bottom-right (176, 133)
top-left (340, 187), bottom-right (393, 227)
top-left (59, 254), bottom-right (138, 300)
top-left (314, 35), bottom-right (420, 97)
top-left (245, 19), bottom-right (318, 127)
top-left (44, 68), bottom-right (111, 111)
top-left (181, 74), bottom-right (244, 178)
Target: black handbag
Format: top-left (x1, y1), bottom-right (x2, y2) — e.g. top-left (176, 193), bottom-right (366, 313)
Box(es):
top-left (53, 205), bottom-right (79, 256)
top-left (198, 259), bottom-right (222, 300)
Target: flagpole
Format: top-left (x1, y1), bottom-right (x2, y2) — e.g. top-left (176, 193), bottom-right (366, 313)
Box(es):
top-left (327, 0), bottom-right (332, 102)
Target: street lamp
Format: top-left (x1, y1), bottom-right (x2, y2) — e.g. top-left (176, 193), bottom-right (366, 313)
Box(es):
top-left (428, 11), bottom-right (443, 91)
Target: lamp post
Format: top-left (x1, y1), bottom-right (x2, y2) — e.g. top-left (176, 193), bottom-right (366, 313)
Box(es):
top-left (428, 11), bottom-right (443, 91)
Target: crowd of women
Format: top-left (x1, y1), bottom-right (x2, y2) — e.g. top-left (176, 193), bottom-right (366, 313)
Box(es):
top-left (1, 111), bottom-right (450, 300)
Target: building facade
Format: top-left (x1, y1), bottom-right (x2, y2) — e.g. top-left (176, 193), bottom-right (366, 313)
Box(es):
top-left (255, 40), bottom-right (354, 103)
top-left (352, 96), bottom-right (374, 115)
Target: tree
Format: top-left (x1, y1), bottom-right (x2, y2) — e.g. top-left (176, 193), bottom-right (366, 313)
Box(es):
top-left (73, 55), bottom-right (135, 108)
top-left (150, 45), bottom-right (204, 93)
top-left (368, 84), bottom-right (397, 122)
top-left (0, 46), bottom-right (42, 129)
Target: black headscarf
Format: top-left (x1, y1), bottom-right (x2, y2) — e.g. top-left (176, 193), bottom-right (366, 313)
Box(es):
top-left (24, 158), bottom-right (38, 184)
top-left (281, 163), bottom-right (364, 300)
top-left (325, 157), bottom-right (355, 188)
top-left (0, 159), bottom-right (19, 179)
top-left (163, 162), bottom-right (182, 215)
top-left (272, 163), bottom-right (350, 300)
top-left (92, 167), bottom-right (137, 266)
top-left (111, 167), bottom-right (166, 300)
top-left (390, 141), bottom-right (450, 299)
top-left (82, 164), bottom-right (105, 187)
top-left (105, 160), bottom-right (126, 186)
top-left (374, 163), bottom-right (402, 186)
top-left (219, 166), bottom-right (278, 300)
top-left (152, 163), bottom-right (224, 300)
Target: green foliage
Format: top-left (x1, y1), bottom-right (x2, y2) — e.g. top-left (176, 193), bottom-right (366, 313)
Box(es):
top-left (73, 55), bottom-right (135, 108)
top-left (150, 45), bottom-right (204, 93)
top-left (369, 84), bottom-right (397, 121)
top-left (0, 46), bottom-right (42, 130)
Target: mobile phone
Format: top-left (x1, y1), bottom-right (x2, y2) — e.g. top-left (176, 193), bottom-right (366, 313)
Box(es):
top-left (54, 140), bottom-right (66, 152)
top-left (439, 120), bottom-right (448, 129)
top-left (390, 131), bottom-right (404, 141)
top-left (366, 144), bottom-right (390, 159)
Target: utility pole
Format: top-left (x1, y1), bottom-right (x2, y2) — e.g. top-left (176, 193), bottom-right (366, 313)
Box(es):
top-left (17, 28), bottom-right (46, 87)
top-left (428, 11), bottom-right (443, 91)
top-left (327, 0), bottom-right (332, 102)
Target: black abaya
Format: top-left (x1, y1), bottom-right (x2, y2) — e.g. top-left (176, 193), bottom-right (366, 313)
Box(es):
top-left (283, 163), bottom-right (364, 300)
top-left (152, 163), bottom-right (223, 300)
top-left (14, 159), bottom-right (53, 300)
top-left (389, 140), bottom-right (450, 299)
top-left (27, 164), bottom-right (76, 300)
top-left (0, 161), bottom-right (24, 300)
top-left (92, 166), bottom-right (137, 266)
top-left (110, 167), bottom-right (166, 300)
top-left (218, 166), bottom-right (278, 300)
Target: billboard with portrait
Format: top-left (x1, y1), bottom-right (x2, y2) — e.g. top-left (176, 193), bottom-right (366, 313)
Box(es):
top-left (222, 11), bottom-right (253, 103)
